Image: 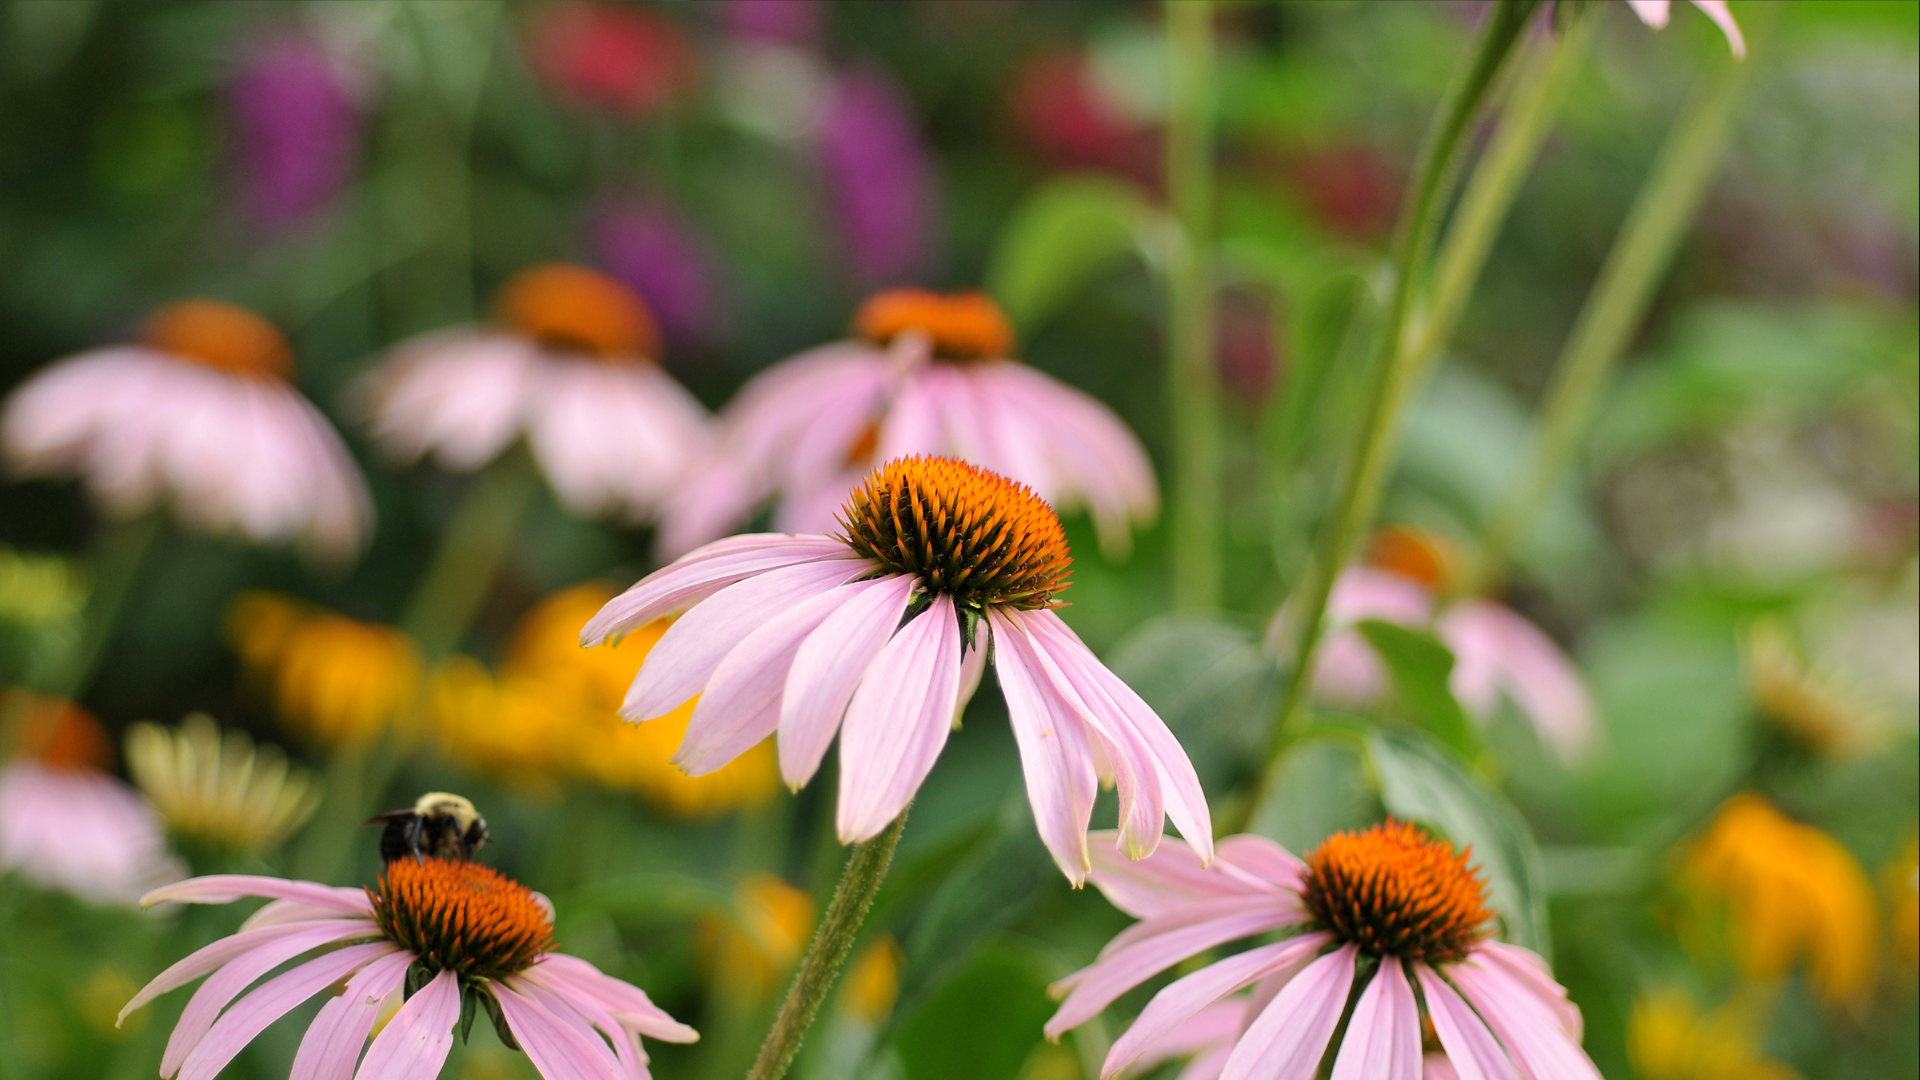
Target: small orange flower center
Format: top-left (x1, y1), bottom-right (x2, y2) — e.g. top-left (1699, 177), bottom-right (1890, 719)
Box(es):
top-left (370, 857), bottom-right (554, 980)
top-left (838, 456), bottom-right (1071, 611)
top-left (1366, 525), bottom-right (1457, 592)
top-left (854, 289), bottom-right (1015, 362)
top-left (8, 692), bottom-right (114, 772)
top-left (496, 262), bottom-right (659, 360)
top-left (1302, 820), bottom-right (1494, 963)
top-left (141, 300), bottom-right (293, 379)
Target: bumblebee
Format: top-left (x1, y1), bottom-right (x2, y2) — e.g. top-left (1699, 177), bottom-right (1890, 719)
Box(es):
top-left (365, 792), bottom-right (488, 863)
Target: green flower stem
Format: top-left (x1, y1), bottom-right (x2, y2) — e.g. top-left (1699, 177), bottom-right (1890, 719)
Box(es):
top-left (1165, 0), bottom-right (1222, 610)
top-left (1267, 0), bottom-right (1541, 754)
top-left (1472, 13), bottom-right (1767, 589)
top-left (747, 808), bottom-right (909, 1080)
top-left (53, 511), bottom-right (162, 700)
top-left (398, 446), bottom-right (540, 660)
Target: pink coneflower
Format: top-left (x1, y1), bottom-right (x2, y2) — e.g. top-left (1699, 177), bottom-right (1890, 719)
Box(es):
top-left (1624, 0), bottom-right (1745, 58)
top-left (1049, 821), bottom-right (1600, 1080)
top-left (527, 1), bottom-right (698, 117)
top-left (0, 693), bottom-right (180, 906)
top-left (658, 290), bottom-right (1156, 560)
top-left (1, 300), bottom-right (373, 559)
top-left (1267, 527), bottom-right (1594, 761)
top-left (817, 69), bottom-right (936, 284)
top-left (363, 263), bottom-right (712, 523)
top-left (587, 456), bottom-right (1208, 882)
top-left (120, 858), bottom-right (698, 1079)
top-left (228, 33), bottom-right (361, 228)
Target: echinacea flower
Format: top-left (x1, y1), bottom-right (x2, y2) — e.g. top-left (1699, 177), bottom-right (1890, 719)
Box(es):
top-left (591, 456), bottom-right (1208, 882)
top-left (228, 33), bottom-right (362, 228)
top-left (226, 591), bottom-right (423, 752)
top-left (1267, 526), bottom-right (1594, 761)
top-left (120, 859), bottom-right (698, 1080)
top-left (1742, 617), bottom-right (1888, 759)
top-left (363, 263), bottom-right (712, 523)
top-left (659, 291), bottom-right (1157, 561)
top-left (1676, 793), bottom-right (1877, 1007)
top-left (1048, 820), bottom-right (1603, 1080)
top-left (0, 691), bottom-right (181, 905)
top-left (125, 713), bottom-right (320, 857)
top-left (2, 300), bottom-right (373, 560)
top-left (1624, 0), bottom-right (1745, 59)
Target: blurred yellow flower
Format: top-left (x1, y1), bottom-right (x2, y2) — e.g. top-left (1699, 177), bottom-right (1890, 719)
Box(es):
top-left (1742, 618), bottom-right (1886, 758)
top-left (697, 872), bottom-right (817, 1000)
top-left (839, 935), bottom-right (905, 1023)
top-left (1677, 793), bottom-right (1877, 1007)
top-left (124, 713), bottom-right (320, 856)
top-left (1627, 988), bottom-right (1799, 1080)
top-left (0, 543), bottom-right (85, 629)
top-left (1887, 829), bottom-right (1918, 976)
top-left (75, 966), bottom-right (143, 1039)
top-left (226, 592), bottom-right (422, 751)
top-left (425, 656), bottom-right (575, 793)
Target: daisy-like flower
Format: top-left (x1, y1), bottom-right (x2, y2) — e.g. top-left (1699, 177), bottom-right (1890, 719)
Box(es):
top-left (1267, 526), bottom-right (1594, 762)
top-left (1048, 820), bottom-right (1603, 1080)
top-left (588, 456), bottom-right (1209, 882)
top-left (2, 299), bottom-right (372, 559)
top-left (363, 262), bottom-right (712, 523)
top-left (659, 291), bottom-right (1157, 561)
top-left (1624, 1), bottom-right (1745, 59)
top-left (0, 692), bottom-right (181, 905)
top-left (120, 858), bottom-right (698, 1080)
top-left (124, 713), bottom-right (321, 858)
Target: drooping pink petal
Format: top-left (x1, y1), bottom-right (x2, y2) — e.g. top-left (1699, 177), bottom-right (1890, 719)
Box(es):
top-left (525, 358), bottom-right (712, 521)
top-left (141, 874), bottom-right (375, 914)
top-left (494, 980), bottom-right (628, 1080)
top-left (779, 573), bottom-right (918, 788)
top-left (175, 942), bottom-right (398, 1080)
top-left (288, 949), bottom-right (412, 1080)
top-left (1624, 0), bottom-right (1670, 27)
top-left (355, 969), bottom-right (462, 1080)
top-left (1329, 956), bottom-right (1421, 1080)
top-left (521, 975), bottom-right (650, 1080)
top-left (361, 332), bottom-right (538, 471)
top-left (620, 557), bottom-right (871, 720)
top-left (582, 536), bottom-right (858, 644)
top-left (1123, 997), bottom-right (1246, 1080)
top-left (527, 954), bottom-right (699, 1044)
top-left (1438, 600), bottom-right (1593, 762)
top-left (1473, 943), bottom-right (1582, 1040)
top-left (120, 919), bottom-right (374, 1027)
top-left (991, 607), bottom-right (1100, 883)
top-left (1448, 955), bottom-right (1602, 1080)
top-left (1099, 934), bottom-right (1333, 1077)
top-left (1686, 1), bottom-right (1746, 58)
top-left (1214, 835), bottom-right (1308, 895)
top-left (1414, 964), bottom-right (1521, 1080)
top-left (656, 454), bottom-right (767, 561)
top-left (1082, 830), bottom-right (1270, 920)
top-left (1217, 943), bottom-right (1359, 1080)
top-left (835, 595), bottom-right (963, 842)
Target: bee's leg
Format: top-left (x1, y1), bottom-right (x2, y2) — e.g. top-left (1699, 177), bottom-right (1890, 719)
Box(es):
top-left (408, 817), bottom-right (426, 863)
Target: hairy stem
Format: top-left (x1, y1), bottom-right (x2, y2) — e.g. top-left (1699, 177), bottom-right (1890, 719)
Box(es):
top-left (747, 809), bottom-right (909, 1080)
top-left (1267, 0), bottom-right (1541, 754)
top-left (1165, 0), bottom-right (1222, 610)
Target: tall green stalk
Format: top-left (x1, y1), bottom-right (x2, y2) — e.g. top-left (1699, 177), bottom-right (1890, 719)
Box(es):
top-left (1165, 0), bottom-right (1221, 610)
top-left (748, 809), bottom-right (909, 1080)
top-left (52, 511), bottom-right (162, 699)
top-left (1267, 0), bottom-right (1541, 751)
top-left (1474, 11), bottom-right (1767, 587)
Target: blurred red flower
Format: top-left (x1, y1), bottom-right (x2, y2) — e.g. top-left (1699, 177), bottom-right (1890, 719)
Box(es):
top-left (1009, 49), bottom-right (1158, 186)
top-left (529, 1), bottom-right (697, 117)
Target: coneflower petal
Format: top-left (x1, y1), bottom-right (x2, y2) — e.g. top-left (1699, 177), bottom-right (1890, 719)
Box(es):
top-left (356, 968), bottom-right (462, 1080)
top-left (288, 949), bottom-right (412, 1080)
top-left (120, 918), bottom-right (373, 1028)
top-left (176, 941), bottom-right (397, 1080)
top-left (836, 595), bottom-right (963, 843)
top-left (163, 922), bottom-right (382, 1076)
top-left (1449, 957), bottom-right (1603, 1080)
top-left (1329, 956), bottom-right (1421, 1080)
top-left (583, 535), bottom-right (854, 644)
top-left (1217, 943), bottom-right (1358, 1080)
top-left (779, 573), bottom-right (917, 789)
top-left (1415, 964), bottom-right (1522, 1080)
top-left (1095, 934), bottom-right (1332, 1074)
top-left (990, 608), bottom-right (1099, 884)
top-left (495, 980), bottom-right (627, 1080)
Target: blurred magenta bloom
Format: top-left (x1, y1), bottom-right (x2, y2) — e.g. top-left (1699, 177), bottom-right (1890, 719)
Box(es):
top-left (1049, 823), bottom-right (1601, 1080)
top-left (1009, 49), bottom-right (1158, 186)
top-left (1625, 0), bottom-right (1745, 58)
top-left (593, 203), bottom-right (724, 348)
top-left (1282, 145), bottom-right (1401, 241)
top-left (529, 1), bottom-right (697, 116)
top-left (229, 35), bottom-right (360, 228)
top-left (1217, 290), bottom-right (1278, 406)
top-left (727, 0), bottom-right (824, 47)
top-left (817, 70), bottom-right (936, 284)
top-left (589, 457), bottom-right (1208, 882)
top-left (658, 289), bottom-right (1156, 561)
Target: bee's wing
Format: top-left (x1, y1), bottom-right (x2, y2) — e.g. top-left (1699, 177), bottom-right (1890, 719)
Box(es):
top-left (363, 809), bottom-right (416, 826)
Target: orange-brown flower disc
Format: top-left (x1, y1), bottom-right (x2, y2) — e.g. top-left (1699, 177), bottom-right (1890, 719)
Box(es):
top-left (1367, 524), bottom-right (1457, 592)
top-left (1302, 819), bottom-right (1495, 963)
top-left (839, 456), bottom-right (1071, 611)
top-left (496, 262), bottom-right (659, 361)
top-left (370, 858), bottom-right (554, 980)
top-left (854, 288), bottom-right (1015, 362)
top-left (141, 299), bottom-right (293, 379)
top-left (9, 692), bottom-right (114, 772)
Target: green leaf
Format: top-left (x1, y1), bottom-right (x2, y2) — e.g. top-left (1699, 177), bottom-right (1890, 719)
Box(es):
top-left (1363, 728), bottom-right (1550, 957)
top-left (1245, 735), bottom-right (1383, 856)
top-left (894, 941), bottom-right (1057, 1080)
top-left (984, 175), bottom-right (1162, 331)
top-left (1104, 612), bottom-right (1279, 791)
top-left (1354, 619), bottom-right (1479, 758)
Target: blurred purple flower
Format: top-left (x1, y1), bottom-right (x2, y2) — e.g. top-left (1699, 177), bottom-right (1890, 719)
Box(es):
top-left (727, 0), bottom-right (824, 47)
top-left (593, 204), bottom-right (725, 347)
top-left (228, 35), bottom-right (360, 228)
top-left (817, 70), bottom-right (936, 285)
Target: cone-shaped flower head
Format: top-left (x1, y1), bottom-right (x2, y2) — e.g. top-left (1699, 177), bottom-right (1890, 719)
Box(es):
top-left (1, 299), bottom-right (372, 559)
top-left (659, 289), bottom-right (1156, 562)
top-left (1048, 821), bottom-right (1603, 1080)
top-left (363, 262), bottom-right (711, 523)
top-left (122, 858), bottom-right (697, 1080)
top-left (587, 455), bottom-right (1210, 883)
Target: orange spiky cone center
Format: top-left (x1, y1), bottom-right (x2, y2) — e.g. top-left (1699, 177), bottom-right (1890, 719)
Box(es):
top-left (853, 289), bottom-right (1015, 362)
top-left (838, 456), bottom-right (1071, 611)
top-left (141, 300), bottom-right (293, 379)
top-left (1302, 820), bottom-right (1495, 963)
top-left (370, 858), bottom-right (554, 979)
top-left (496, 262), bottom-right (659, 361)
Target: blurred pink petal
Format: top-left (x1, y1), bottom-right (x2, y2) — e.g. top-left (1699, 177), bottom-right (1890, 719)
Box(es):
top-left (1624, 0), bottom-right (1745, 58)
top-left (1328, 956), bottom-right (1421, 1080)
top-left (1438, 600), bottom-right (1595, 762)
top-left (0, 762), bottom-right (180, 906)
